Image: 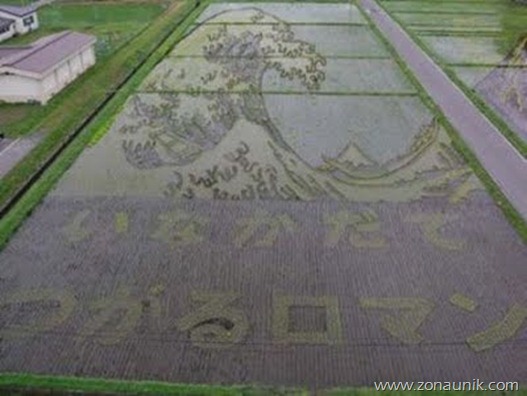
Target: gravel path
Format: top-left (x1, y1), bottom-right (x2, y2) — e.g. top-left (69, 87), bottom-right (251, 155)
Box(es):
top-left (359, 0), bottom-right (527, 220)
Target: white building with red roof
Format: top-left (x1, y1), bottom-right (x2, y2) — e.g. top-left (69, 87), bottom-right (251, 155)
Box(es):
top-left (0, 30), bottom-right (97, 104)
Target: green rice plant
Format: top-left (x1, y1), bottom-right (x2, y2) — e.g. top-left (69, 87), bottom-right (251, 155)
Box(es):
top-left (0, 373), bottom-right (305, 396)
top-left (412, 27), bottom-right (504, 35)
top-left (196, 2), bottom-right (367, 24)
top-left (419, 36), bottom-right (507, 65)
top-left (171, 24), bottom-right (386, 57)
top-left (0, 373), bottom-right (524, 395)
top-left (450, 66), bottom-right (495, 88)
top-left (381, 0), bottom-right (510, 15)
top-left (266, 58), bottom-right (416, 93)
top-left (140, 56), bottom-right (415, 94)
top-left (384, 0), bottom-right (527, 56)
top-left (393, 12), bottom-right (503, 29)
top-left (359, 0), bottom-right (527, 242)
top-left (266, 25), bottom-right (389, 57)
top-left (379, 3), bottom-right (527, 157)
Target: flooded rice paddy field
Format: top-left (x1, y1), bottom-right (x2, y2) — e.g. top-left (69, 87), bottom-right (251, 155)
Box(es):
top-left (0, 2), bottom-right (526, 387)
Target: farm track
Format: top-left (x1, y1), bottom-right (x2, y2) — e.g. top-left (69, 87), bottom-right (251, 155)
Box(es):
top-left (0, 0), bottom-right (199, 221)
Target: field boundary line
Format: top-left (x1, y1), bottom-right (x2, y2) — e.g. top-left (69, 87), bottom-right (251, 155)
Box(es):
top-left (378, 0), bottom-right (508, 4)
top-left (195, 21), bottom-right (366, 25)
top-left (0, 373), bottom-right (307, 396)
top-left (166, 54), bottom-right (392, 59)
top-left (135, 90), bottom-right (419, 96)
top-left (384, 11), bottom-right (503, 16)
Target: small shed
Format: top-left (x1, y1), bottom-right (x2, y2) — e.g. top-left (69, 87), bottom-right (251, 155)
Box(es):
top-left (0, 31), bottom-right (97, 104)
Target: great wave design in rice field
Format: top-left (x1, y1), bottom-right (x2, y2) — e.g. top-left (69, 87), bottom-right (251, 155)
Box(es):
top-left (69, 8), bottom-right (479, 203)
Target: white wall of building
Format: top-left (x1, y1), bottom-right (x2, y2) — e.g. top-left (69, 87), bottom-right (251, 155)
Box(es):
top-left (0, 44), bottom-right (97, 104)
top-left (41, 72), bottom-right (59, 98)
top-left (81, 47), bottom-right (96, 68)
top-left (0, 22), bottom-right (15, 43)
top-left (0, 11), bottom-right (39, 35)
top-left (69, 53), bottom-right (83, 77)
top-left (0, 73), bottom-right (41, 103)
top-left (56, 60), bottom-right (72, 86)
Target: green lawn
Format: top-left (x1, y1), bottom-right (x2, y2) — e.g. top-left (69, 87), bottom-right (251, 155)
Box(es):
top-left (6, 3), bottom-right (166, 58)
top-left (0, 374), bottom-right (525, 395)
top-left (0, 373), bottom-right (304, 396)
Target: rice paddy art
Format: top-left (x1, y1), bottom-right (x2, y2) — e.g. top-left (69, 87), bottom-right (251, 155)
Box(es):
top-left (70, 7), bottom-right (475, 203)
top-left (0, 2), bottom-right (526, 388)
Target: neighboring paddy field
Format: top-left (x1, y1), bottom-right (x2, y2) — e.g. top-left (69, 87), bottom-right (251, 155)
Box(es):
top-left (379, 0), bottom-right (527, 152)
top-left (7, 2), bottom-right (167, 58)
top-left (0, 1), bottom-right (526, 390)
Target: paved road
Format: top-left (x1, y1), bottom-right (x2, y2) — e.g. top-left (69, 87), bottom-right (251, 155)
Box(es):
top-left (0, 136), bottom-right (42, 178)
top-left (359, 0), bottom-right (527, 220)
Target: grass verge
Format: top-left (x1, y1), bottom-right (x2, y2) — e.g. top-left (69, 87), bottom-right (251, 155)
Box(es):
top-left (355, 0), bottom-right (527, 243)
top-left (0, 0), bottom-right (208, 249)
top-left (0, 373), bottom-right (305, 396)
top-left (1, 373), bottom-right (525, 395)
